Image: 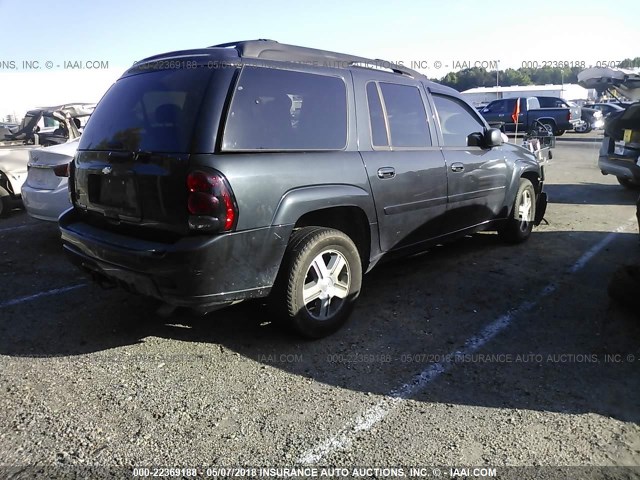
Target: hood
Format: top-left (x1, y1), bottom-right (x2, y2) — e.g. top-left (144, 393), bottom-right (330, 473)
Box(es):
top-left (578, 67), bottom-right (640, 101)
top-left (28, 138), bottom-right (80, 166)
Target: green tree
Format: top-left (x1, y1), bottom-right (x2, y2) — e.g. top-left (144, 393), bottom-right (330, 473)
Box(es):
top-left (619, 57), bottom-right (640, 69)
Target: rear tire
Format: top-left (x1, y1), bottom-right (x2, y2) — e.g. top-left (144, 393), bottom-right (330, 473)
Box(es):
top-left (617, 177), bottom-right (640, 190)
top-left (554, 129), bottom-right (565, 136)
top-left (271, 227), bottom-right (362, 339)
top-left (574, 123), bottom-right (592, 134)
top-left (0, 186), bottom-right (12, 218)
top-left (498, 178), bottom-right (536, 244)
top-left (608, 265), bottom-right (640, 314)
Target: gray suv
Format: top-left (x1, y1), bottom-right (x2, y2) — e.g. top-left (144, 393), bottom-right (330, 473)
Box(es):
top-left (59, 40), bottom-right (547, 338)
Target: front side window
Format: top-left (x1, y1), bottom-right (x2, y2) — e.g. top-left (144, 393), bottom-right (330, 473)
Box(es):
top-left (222, 66), bottom-right (347, 151)
top-left (432, 94), bottom-right (485, 147)
top-left (378, 82), bottom-right (431, 148)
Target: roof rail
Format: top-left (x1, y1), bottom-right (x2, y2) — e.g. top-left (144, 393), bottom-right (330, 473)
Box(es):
top-left (209, 39), bottom-right (421, 78)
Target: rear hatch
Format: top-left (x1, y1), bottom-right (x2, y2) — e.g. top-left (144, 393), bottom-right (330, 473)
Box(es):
top-left (73, 67), bottom-right (218, 237)
top-left (604, 102), bottom-right (640, 157)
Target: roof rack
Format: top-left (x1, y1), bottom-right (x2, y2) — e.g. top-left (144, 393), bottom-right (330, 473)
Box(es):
top-left (209, 39), bottom-right (421, 78)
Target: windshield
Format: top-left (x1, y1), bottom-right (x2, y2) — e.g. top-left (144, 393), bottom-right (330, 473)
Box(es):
top-left (79, 68), bottom-right (214, 152)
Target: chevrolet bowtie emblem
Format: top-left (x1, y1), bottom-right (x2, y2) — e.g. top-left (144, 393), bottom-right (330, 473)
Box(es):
top-left (102, 166), bottom-right (112, 174)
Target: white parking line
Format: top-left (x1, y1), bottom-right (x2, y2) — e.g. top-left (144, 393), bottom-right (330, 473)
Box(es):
top-left (0, 284), bottom-right (86, 309)
top-left (299, 220), bottom-right (636, 465)
top-left (0, 224), bottom-right (43, 233)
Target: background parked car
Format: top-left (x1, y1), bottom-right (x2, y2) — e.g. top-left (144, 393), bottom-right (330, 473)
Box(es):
top-left (584, 102), bottom-right (625, 118)
top-left (575, 106), bottom-right (604, 133)
top-left (21, 138), bottom-right (78, 221)
top-left (479, 97), bottom-right (579, 136)
top-left (0, 104), bottom-right (93, 218)
top-left (535, 96), bottom-right (582, 134)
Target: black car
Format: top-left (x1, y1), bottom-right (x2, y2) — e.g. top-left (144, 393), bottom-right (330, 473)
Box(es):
top-left (575, 106), bottom-right (604, 133)
top-left (585, 102), bottom-right (626, 118)
top-left (59, 40), bottom-right (547, 338)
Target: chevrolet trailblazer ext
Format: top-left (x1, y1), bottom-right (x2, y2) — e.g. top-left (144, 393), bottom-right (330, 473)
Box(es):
top-left (60, 40), bottom-right (547, 338)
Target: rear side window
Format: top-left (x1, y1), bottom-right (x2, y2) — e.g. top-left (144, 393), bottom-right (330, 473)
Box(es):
top-left (80, 68), bottom-right (213, 152)
top-left (222, 66), bottom-right (347, 151)
top-left (379, 83), bottom-right (431, 148)
top-left (432, 94), bottom-right (485, 147)
top-left (366, 82), bottom-right (389, 147)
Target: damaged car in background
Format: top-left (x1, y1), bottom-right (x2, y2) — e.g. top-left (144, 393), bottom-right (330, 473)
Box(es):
top-left (0, 104), bottom-right (94, 217)
top-left (21, 139), bottom-right (79, 221)
top-left (579, 67), bottom-right (640, 189)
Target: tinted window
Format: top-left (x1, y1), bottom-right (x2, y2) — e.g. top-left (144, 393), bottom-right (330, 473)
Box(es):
top-left (223, 67), bottom-right (347, 151)
top-left (433, 94), bottom-right (485, 147)
top-left (378, 83), bottom-right (431, 148)
top-left (538, 97), bottom-right (566, 108)
top-left (505, 98), bottom-right (517, 111)
top-left (366, 82), bottom-right (388, 147)
top-left (80, 68), bottom-right (213, 152)
top-left (484, 101), bottom-right (507, 114)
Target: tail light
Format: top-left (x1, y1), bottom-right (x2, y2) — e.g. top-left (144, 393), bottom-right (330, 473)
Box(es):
top-left (567, 111), bottom-right (571, 121)
top-left (53, 163), bottom-right (70, 177)
top-left (186, 170), bottom-right (237, 232)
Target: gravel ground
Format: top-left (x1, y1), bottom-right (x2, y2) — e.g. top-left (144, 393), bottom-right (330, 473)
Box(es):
top-left (1, 132), bottom-right (639, 479)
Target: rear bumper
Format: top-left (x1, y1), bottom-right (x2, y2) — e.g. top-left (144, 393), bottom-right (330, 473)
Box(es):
top-left (59, 208), bottom-right (292, 308)
top-left (21, 183), bottom-right (71, 222)
top-left (598, 136), bottom-right (640, 181)
top-left (598, 156), bottom-right (640, 182)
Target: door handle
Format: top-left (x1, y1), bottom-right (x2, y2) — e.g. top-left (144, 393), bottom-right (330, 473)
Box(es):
top-left (451, 163), bottom-right (464, 173)
top-left (377, 167), bottom-right (395, 179)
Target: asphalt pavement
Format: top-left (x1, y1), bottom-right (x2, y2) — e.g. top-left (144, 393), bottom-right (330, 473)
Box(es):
top-left (1, 131), bottom-right (639, 479)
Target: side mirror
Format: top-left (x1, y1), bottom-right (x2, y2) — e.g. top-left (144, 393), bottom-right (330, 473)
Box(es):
top-left (467, 128), bottom-right (503, 148)
top-left (467, 132), bottom-right (483, 147)
top-left (484, 128), bottom-right (503, 147)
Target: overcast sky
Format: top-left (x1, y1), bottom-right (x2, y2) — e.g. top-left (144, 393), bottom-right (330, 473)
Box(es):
top-left (1, 0), bottom-right (638, 118)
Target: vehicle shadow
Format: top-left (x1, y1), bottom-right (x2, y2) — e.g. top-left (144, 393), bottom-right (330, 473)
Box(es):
top-left (546, 182), bottom-right (640, 206)
top-left (1, 229), bottom-right (639, 423)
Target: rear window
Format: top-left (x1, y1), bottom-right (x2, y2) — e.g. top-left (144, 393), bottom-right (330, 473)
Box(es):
top-left (222, 66), bottom-right (347, 151)
top-left (537, 97), bottom-right (566, 108)
top-left (79, 68), bottom-right (213, 152)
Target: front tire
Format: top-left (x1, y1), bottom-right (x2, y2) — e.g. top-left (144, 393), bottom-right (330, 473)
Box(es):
top-left (499, 178), bottom-right (536, 243)
top-left (0, 186), bottom-right (12, 218)
top-left (272, 227), bottom-right (362, 338)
